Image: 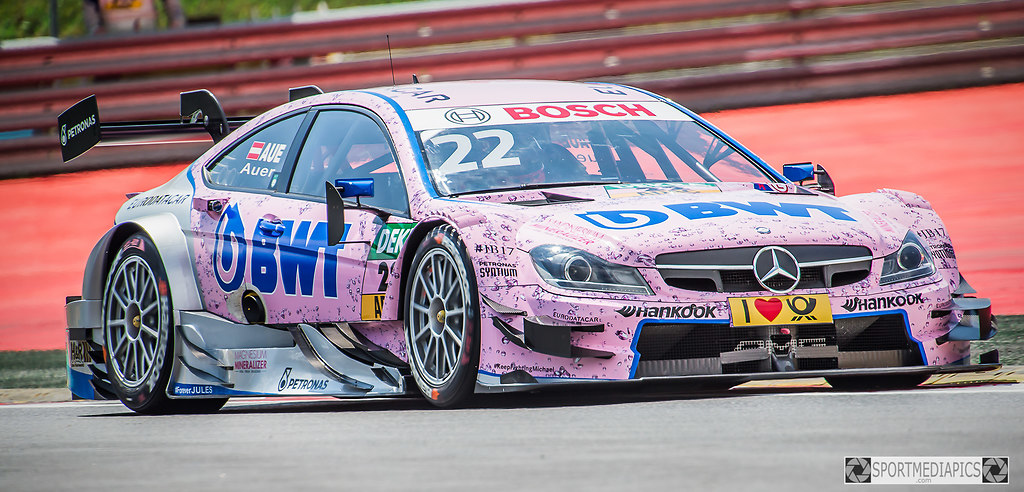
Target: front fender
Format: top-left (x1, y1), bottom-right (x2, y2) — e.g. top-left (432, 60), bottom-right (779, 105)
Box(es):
top-left (81, 213), bottom-right (202, 311)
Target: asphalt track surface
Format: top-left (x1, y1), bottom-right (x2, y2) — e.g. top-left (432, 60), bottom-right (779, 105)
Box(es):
top-left (1, 83), bottom-right (1022, 350)
top-left (2, 380), bottom-right (1021, 491)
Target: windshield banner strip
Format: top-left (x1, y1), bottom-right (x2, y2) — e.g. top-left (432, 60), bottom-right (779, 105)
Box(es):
top-left (407, 101), bottom-right (692, 131)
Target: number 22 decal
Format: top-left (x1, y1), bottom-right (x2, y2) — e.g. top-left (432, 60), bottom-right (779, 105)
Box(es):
top-left (430, 129), bottom-right (521, 172)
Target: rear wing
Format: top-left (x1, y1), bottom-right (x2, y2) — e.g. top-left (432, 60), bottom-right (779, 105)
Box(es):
top-left (57, 85), bottom-right (324, 163)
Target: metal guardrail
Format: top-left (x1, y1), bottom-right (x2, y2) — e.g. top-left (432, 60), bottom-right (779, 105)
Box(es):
top-left (1, 0), bottom-right (1022, 177)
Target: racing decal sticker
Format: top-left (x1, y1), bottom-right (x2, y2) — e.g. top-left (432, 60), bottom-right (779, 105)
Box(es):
top-left (124, 193), bottom-right (190, 210)
top-left (174, 384), bottom-right (217, 396)
top-left (212, 203), bottom-right (350, 296)
top-left (474, 243), bottom-right (515, 255)
top-left (445, 108), bottom-right (491, 125)
top-left (752, 183), bottom-right (803, 194)
top-left (361, 294), bottom-right (385, 321)
top-left (840, 293), bottom-right (925, 313)
top-left (406, 100), bottom-right (691, 130)
top-left (277, 367), bottom-right (329, 392)
top-left (526, 219), bottom-right (608, 246)
top-left (503, 103), bottom-right (658, 120)
top-left (246, 141), bottom-right (287, 164)
top-left (616, 304), bottom-right (718, 319)
top-left (232, 349), bottom-right (268, 373)
top-left (368, 223), bottom-right (415, 260)
top-left (120, 236), bottom-right (145, 252)
top-left (68, 340), bottom-right (91, 367)
top-left (915, 227), bottom-right (948, 240)
top-left (388, 86), bottom-right (451, 104)
top-left (578, 201), bottom-right (857, 229)
top-left (576, 210), bottom-right (669, 230)
top-left (729, 294), bottom-right (832, 326)
top-left (604, 182), bottom-right (720, 198)
top-left (665, 201), bottom-right (856, 221)
top-left (479, 261), bottom-right (518, 277)
top-left (214, 203), bottom-right (247, 292)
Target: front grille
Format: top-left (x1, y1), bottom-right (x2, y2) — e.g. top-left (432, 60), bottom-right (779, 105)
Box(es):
top-left (838, 314), bottom-right (918, 353)
top-left (633, 315), bottom-right (922, 377)
top-left (718, 268), bottom-right (825, 292)
top-left (657, 245), bottom-right (871, 293)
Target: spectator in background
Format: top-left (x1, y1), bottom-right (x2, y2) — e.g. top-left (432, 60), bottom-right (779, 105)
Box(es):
top-left (84, 0), bottom-right (186, 34)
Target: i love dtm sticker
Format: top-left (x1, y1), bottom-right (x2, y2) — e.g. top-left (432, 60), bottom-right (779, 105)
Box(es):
top-left (728, 294), bottom-right (832, 327)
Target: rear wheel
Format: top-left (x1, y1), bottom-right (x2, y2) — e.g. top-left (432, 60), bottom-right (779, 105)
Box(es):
top-left (103, 233), bottom-right (226, 414)
top-left (404, 226), bottom-right (480, 407)
top-left (825, 374), bottom-right (930, 391)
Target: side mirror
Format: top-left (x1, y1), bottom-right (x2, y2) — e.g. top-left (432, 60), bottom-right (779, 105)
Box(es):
top-left (782, 162), bottom-right (835, 195)
top-left (326, 178), bottom-right (374, 245)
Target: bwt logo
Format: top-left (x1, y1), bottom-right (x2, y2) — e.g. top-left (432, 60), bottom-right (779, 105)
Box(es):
top-left (213, 204), bottom-right (349, 297)
top-left (577, 201), bottom-right (856, 230)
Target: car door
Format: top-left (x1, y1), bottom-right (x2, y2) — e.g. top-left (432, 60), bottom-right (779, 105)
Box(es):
top-left (275, 107), bottom-right (411, 324)
top-left (192, 106), bottom-right (410, 324)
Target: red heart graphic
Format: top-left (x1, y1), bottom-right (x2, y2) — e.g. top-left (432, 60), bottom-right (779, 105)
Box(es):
top-left (754, 298), bottom-right (783, 322)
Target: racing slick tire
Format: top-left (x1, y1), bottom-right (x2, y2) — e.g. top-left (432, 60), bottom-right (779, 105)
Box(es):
top-left (404, 225), bottom-right (480, 407)
top-left (825, 374), bottom-right (930, 391)
top-left (102, 233), bottom-right (227, 414)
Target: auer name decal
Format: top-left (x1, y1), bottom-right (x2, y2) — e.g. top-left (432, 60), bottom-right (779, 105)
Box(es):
top-left (616, 304), bottom-right (717, 319)
top-left (841, 293), bottom-right (925, 312)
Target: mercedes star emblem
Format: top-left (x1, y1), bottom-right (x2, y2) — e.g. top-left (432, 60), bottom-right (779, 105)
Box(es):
top-left (752, 246), bottom-right (800, 293)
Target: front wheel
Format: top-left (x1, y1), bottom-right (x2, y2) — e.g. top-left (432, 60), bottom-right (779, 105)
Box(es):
top-left (404, 225), bottom-right (480, 407)
top-left (103, 233), bottom-right (226, 414)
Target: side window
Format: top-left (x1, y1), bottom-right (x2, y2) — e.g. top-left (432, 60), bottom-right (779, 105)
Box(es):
top-left (205, 114), bottom-right (303, 191)
top-left (290, 110), bottom-right (409, 215)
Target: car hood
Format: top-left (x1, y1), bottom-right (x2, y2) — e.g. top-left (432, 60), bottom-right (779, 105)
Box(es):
top-left (455, 183), bottom-right (905, 267)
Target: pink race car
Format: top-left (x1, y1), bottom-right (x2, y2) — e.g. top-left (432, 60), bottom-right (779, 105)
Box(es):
top-left (61, 80), bottom-right (997, 413)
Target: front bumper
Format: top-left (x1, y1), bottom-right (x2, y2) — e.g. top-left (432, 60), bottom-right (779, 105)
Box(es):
top-left (475, 279), bottom-right (996, 386)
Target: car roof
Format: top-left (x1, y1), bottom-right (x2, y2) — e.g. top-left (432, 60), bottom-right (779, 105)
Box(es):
top-left (313, 79), bottom-right (665, 112)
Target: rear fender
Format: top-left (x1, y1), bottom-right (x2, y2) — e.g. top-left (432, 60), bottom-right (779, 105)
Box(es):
top-left (81, 213), bottom-right (202, 312)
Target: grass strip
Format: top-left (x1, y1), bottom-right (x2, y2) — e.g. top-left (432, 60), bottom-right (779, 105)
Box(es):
top-left (0, 350), bottom-right (67, 389)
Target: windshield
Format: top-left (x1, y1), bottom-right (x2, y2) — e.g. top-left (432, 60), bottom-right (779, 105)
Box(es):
top-left (411, 101), bottom-right (773, 196)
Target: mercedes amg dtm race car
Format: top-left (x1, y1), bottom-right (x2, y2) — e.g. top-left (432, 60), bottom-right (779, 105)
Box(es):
top-left (60, 79), bottom-right (998, 413)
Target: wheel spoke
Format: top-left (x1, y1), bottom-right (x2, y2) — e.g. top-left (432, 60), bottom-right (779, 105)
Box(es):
top-left (140, 299), bottom-right (159, 316)
top-left (124, 342), bottom-right (135, 379)
top-left (446, 334), bottom-right (460, 369)
top-left (124, 264), bottom-right (137, 302)
top-left (428, 257), bottom-right (441, 300)
top-left (140, 323), bottom-right (159, 340)
top-left (111, 288), bottom-right (129, 310)
top-left (443, 325), bottom-right (463, 349)
top-left (416, 270), bottom-right (435, 299)
top-left (440, 335), bottom-right (451, 375)
top-left (134, 265), bottom-right (146, 303)
top-left (112, 332), bottom-right (128, 357)
top-left (433, 334), bottom-right (442, 379)
top-left (412, 302), bottom-right (431, 316)
top-left (135, 340), bottom-right (144, 379)
top-left (413, 325), bottom-right (431, 341)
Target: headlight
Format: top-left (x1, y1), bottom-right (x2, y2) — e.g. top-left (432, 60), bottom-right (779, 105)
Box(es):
top-left (530, 245), bottom-right (653, 295)
top-left (879, 230), bottom-right (936, 285)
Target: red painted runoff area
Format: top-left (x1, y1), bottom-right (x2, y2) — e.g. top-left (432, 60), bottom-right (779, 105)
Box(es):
top-left (1, 84), bottom-right (1021, 351)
